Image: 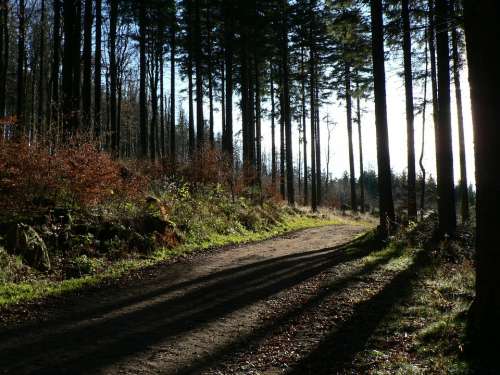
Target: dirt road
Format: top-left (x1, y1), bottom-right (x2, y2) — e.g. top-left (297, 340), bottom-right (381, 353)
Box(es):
top-left (0, 223), bottom-right (400, 375)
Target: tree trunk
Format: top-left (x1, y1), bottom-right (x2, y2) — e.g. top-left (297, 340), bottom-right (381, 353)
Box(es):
top-left (50, 0), bottom-right (61, 132)
top-left (16, 0), bottom-right (26, 137)
top-left (150, 52), bottom-right (159, 161)
top-left (301, 46), bottom-right (308, 206)
top-left (345, 63), bottom-right (357, 211)
top-left (62, 0), bottom-right (81, 135)
top-left (160, 54), bottom-right (165, 158)
top-left (435, 0), bottom-right (456, 236)
top-left (309, 28), bottom-right (317, 210)
top-left (464, 0), bottom-right (500, 362)
top-left (170, 13), bottom-right (176, 161)
top-left (370, 0), bottom-right (395, 235)
top-left (109, 0), bottom-right (118, 155)
top-left (270, 67), bottom-right (277, 188)
top-left (356, 79), bottom-right (365, 213)
top-left (207, 6), bottom-right (214, 147)
top-left (223, 0), bottom-right (233, 160)
top-left (255, 56), bottom-right (262, 183)
top-left (188, 58), bottom-right (195, 156)
top-left (402, 0), bottom-right (417, 220)
top-left (0, 0), bottom-right (8, 119)
top-left (73, 1), bottom-right (81, 128)
top-left (139, 0), bottom-right (148, 158)
top-left (194, 0), bottom-right (204, 149)
top-left (429, 0), bottom-right (439, 155)
top-left (315, 83), bottom-right (321, 205)
top-left (420, 27), bottom-right (429, 219)
top-left (94, 0), bottom-right (102, 140)
top-left (279, 66), bottom-right (286, 200)
top-left (82, 0), bottom-right (92, 129)
top-left (221, 59), bottom-right (225, 147)
top-left (37, 0), bottom-right (47, 138)
top-left (451, 0), bottom-right (469, 223)
top-left (282, 0), bottom-right (294, 205)
top-left (186, 0), bottom-right (195, 156)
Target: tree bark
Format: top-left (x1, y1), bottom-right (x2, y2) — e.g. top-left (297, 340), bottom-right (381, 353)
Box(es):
top-left (450, 0), bottom-right (469, 222)
top-left (301, 47), bottom-right (308, 206)
top-left (464, 0), bottom-right (500, 361)
top-left (279, 65), bottom-right (286, 200)
top-left (345, 63), bottom-right (357, 211)
top-left (37, 0), bottom-right (47, 138)
top-left (170, 11), bottom-right (176, 161)
top-left (309, 3), bottom-right (317, 211)
top-left (356, 79), bottom-right (365, 213)
top-left (82, 0), bottom-right (92, 129)
top-left (109, 0), bottom-right (118, 155)
top-left (150, 51), bottom-right (159, 161)
top-left (206, 6), bottom-right (214, 146)
top-left (0, 0), bottom-right (8, 118)
top-left (370, 0), bottom-right (395, 235)
top-left (402, 0), bottom-right (417, 220)
top-left (50, 0), bottom-right (60, 129)
top-left (194, 0), bottom-right (204, 149)
top-left (435, 0), bottom-right (457, 236)
top-left (62, 0), bottom-right (81, 135)
top-left (160, 54), bottom-right (165, 158)
top-left (270, 67), bottom-right (277, 188)
top-left (255, 56), bottom-right (262, 183)
top-left (223, 0), bottom-right (233, 160)
top-left (15, 0), bottom-right (26, 137)
top-left (186, 0), bottom-right (195, 156)
top-left (282, 0), bottom-right (294, 205)
top-left (315, 85), bottom-right (321, 205)
top-left (94, 0), bottom-right (102, 140)
top-left (420, 26), bottom-right (429, 219)
top-left (139, 0), bottom-right (148, 157)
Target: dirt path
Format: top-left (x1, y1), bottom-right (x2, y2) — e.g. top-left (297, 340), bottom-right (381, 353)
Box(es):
top-left (0, 223), bottom-right (405, 375)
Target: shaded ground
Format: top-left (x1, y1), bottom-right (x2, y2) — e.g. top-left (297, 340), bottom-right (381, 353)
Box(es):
top-left (0, 223), bottom-right (459, 374)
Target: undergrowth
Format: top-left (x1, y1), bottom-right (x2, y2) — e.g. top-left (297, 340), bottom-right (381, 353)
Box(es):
top-left (0, 212), bottom-right (354, 307)
top-left (0, 139), bottom-right (371, 309)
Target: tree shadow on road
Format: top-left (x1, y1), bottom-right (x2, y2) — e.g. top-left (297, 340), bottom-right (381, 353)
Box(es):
top-left (287, 249), bottom-right (429, 375)
top-left (0, 232), bottom-right (383, 374)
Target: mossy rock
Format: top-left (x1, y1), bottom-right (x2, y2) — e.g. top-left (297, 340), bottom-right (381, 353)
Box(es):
top-left (6, 224), bottom-right (51, 271)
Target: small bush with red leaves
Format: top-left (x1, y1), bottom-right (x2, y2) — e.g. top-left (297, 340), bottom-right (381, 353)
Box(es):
top-left (0, 139), bottom-right (146, 213)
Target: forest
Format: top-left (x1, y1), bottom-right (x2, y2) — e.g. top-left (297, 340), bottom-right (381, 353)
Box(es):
top-left (0, 0), bottom-right (498, 373)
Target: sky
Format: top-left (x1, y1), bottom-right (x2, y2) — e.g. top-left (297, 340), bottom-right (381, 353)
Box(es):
top-left (174, 55), bottom-right (475, 187)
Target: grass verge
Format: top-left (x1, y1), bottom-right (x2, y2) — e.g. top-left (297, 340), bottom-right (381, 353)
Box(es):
top-left (0, 213), bottom-right (367, 309)
top-left (352, 242), bottom-right (474, 373)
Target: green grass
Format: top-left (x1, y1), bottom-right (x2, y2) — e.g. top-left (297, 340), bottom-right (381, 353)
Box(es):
top-left (354, 245), bottom-right (475, 374)
top-left (0, 213), bottom-right (365, 308)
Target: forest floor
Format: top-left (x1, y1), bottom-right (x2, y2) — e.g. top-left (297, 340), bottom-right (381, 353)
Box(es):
top-left (0, 222), bottom-right (477, 374)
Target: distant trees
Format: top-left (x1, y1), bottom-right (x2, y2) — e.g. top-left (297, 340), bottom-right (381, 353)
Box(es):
top-left (0, 0), bottom-right (476, 223)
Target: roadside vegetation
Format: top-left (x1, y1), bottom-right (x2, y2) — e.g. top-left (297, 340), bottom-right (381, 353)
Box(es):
top-left (350, 217), bottom-right (476, 374)
top-left (0, 140), bottom-right (368, 308)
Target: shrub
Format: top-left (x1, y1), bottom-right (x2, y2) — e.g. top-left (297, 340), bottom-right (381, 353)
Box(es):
top-left (0, 138), bottom-right (146, 214)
